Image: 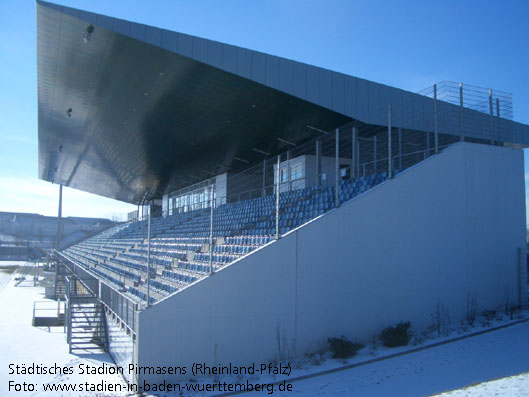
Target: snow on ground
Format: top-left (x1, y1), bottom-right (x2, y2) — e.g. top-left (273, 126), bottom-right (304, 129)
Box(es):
top-left (260, 321), bottom-right (529, 396)
top-left (204, 311), bottom-right (529, 396)
top-left (1, 260), bottom-right (529, 396)
top-left (436, 372), bottom-right (529, 396)
top-left (0, 261), bottom-right (18, 290)
top-left (0, 261), bottom-right (132, 396)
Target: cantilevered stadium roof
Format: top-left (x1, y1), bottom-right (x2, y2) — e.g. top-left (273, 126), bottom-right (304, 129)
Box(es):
top-left (37, 0), bottom-right (529, 204)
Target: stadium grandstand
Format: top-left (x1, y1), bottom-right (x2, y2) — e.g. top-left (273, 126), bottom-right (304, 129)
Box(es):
top-left (36, 0), bottom-right (529, 385)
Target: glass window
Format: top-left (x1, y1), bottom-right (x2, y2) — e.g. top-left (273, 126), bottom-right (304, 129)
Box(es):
top-left (280, 168), bottom-right (288, 183)
top-left (290, 164), bottom-right (303, 180)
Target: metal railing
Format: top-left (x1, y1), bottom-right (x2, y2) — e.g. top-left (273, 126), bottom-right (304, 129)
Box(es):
top-left (57, 251), bottom-right (138, 335)
top-left (100, 282), bottom-right (138, 334)
top-left (33, 300), bottom-right (65, 318)
top-left (66, 81), bottom-right (520, 309)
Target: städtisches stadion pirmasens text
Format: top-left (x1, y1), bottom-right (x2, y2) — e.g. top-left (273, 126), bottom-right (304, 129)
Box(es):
top-left (7, 362), bottom-right (295, 394)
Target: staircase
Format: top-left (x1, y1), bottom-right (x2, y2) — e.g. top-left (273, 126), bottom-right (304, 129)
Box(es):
top-left (65, 275), bottom-right (108, 354)
top-left (67, 296), bottom-right (107, 353)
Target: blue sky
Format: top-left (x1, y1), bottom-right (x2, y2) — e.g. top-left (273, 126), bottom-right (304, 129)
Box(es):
top-left (0, 0), bottom-right (528, 220)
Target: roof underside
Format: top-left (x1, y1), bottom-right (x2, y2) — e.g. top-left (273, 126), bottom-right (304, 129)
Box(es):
top-left (37, 2), bottom-right (351, 204)
top-left (37, 1), bottom-right (529, 204)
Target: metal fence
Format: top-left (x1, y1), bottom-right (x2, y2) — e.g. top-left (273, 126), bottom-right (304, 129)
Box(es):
top-left (125, 81), bottom-right (517, 306)
top-left (156, 81), bottom-right (513, 218)
top-left (418, 81), bottom-right (514, 145)
top-left (58, 251), bottom-right (138, 334)
top-left (100, 282), bottom-right (138, 335)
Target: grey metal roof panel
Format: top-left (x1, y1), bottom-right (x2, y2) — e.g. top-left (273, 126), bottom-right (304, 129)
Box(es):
top-left (38, 1), bottom-right (529, 147)
top-left (37, 1), bottom-right (352, 204)
top-left (36, 0), bottom-right (529, 205)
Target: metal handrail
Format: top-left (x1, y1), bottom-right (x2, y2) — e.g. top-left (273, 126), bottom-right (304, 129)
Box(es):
top-left (55, 251), bottom-right (138, 336)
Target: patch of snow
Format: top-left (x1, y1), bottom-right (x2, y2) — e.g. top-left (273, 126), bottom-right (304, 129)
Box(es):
top-left (259, 320), bottom-right (529, 396)
top-left (0, 262), bottom-right (131, 396)
top-left (436, 372), bottom-right (529, 396)
top-left (2, 260), bottom-right (528, 396)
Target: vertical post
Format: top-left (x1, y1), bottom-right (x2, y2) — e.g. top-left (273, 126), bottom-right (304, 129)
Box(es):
top-left (489, 89), bottom-right (494, 145)
top-left (388, 105), bottom-right (392, 178)
top-left (209, 185), bottom-right (214, 275)
top-left (63, 299), bottom-right (67, 333)
top-left (519, 247), bottom-right (529, 309)
top-left (146, 202), bottom-right (151, 307)
top-left (57, 184), bottom-right (63, 249)
top-left (356, 132), bottom-right (360, 178)
top-left (496, 98), bottom-right (501, 144)
top-left (426, 131), bottom-right (430, 157)
top-left (275, 155), bottom-right (280, 240)
top-left (335, 128), bottom-right (340, 208)
top-left (287, 150), bottom-right (291, 192)
top-left (316, 140), bottom-right (321, 187)
top-left (398, 128), bottom-right (403, 169)
top-left (434, 84), bottom-right (439, 154)
top-left (67, 301), bottom-right (71, 351)
top-left (459, 82), bottom-right (464, 142)
top-left (351, 127), bottom-right (357, 180)
top-left (262, 159), bottom-right (266, 196)
top-left (373, 135), bottom-right (377, 173)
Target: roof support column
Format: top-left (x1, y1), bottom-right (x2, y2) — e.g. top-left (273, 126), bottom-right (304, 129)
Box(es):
top-left (316, 140), bottom-right (321, 188)
top-left (275, 155), bottom-right (280, 240)
top-left (351, 127), bottom-right (357, 180)
top-left (146, 202), bottom-right (151, 307)
top-left (262, 159), bottom-right (266, 196)
top-left (426, 129), bottom-right (430, 158)
top-left (209, 184), bottom-right (215, 275)
top-left (459, 82), bottom-right (464, 142)
top-left (287, 150), bottom-right (291, 192)
top-left (335, 128), bottom-right (340, 208)
top-left (356, 133), bottom-right (360, 179)
top-left (434, 84), bottom-right (439, 154)
top-left (496, 98), bottom-right (501, 145)
top-left (489, 89), bottom-right (494, 145)
top-left (56, 184), bottom-right (63, 250)
top-left (398, 128), bottom-right (403, 170)
top-left (373, 135), bottom-right (377, 173)
top-left (388, 106), bottom-right (392, 179)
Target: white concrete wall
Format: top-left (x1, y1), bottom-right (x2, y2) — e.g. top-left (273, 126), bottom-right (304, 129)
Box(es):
top-left (136, 142), bottom-right (526, 383)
